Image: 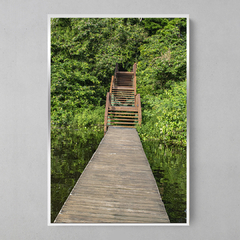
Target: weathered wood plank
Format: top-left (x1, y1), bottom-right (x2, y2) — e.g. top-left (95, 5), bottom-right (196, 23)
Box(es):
top-left (117, 71), bottom-right (134, 75)
top-left (112, 86), bottom-right (134, 90)
top-left (108, 106), bottom-right (138, 111)
top-left (54, 127), bottom-right (169, 223)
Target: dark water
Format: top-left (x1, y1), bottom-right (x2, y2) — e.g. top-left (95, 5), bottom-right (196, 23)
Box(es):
top-left (142, 140), bottom-right (186, 223)
top-left (51, 127), bottom-right (103, 223)
top-left (51, 129), bottom-right (186, 223)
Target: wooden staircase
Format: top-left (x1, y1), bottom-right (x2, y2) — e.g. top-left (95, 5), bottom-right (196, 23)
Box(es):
top-left (104, 63), bottom-right (142, 134)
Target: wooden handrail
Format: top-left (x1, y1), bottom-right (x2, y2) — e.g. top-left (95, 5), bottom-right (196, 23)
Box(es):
top-left (104, 92), bottom-right (110, 135)
top-left (133, 76), bottom-right (137, 95)
top-left (110, 76), bottom-right (114, 93)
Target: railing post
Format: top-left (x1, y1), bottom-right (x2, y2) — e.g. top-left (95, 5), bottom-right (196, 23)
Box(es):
top-left (133, 63), bottom-right (137, 106)
top-left (137, 94), bottom-right (142, 126)
top-left (104, 92), bottom-right (110, 135)
top-left (134, 76), bottom-right (137, 95)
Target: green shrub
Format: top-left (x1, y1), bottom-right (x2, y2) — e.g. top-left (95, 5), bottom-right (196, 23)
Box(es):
top-left (137, 81), bottom-right (187, 146)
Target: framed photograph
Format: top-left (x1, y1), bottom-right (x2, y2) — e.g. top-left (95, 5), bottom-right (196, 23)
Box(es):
top-left (48, 15), bottom-right (189, 226)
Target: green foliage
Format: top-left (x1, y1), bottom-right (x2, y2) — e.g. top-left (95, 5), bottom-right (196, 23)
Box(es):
top-left (51, 106), bottom-right (104, 156)
top-left (137, 20), bottom-right (186, 97)
top-left (51, 18), bottom-right (146, 123)
top-left (137, 81), bottom-right (187, 146)
top-left (72, 106), bottom-right (105, 134)
top-left (142, 18), bottom-right (169, 35)
top-left (134, 18), bottom-right (187, 147)
top-left (142, 18), bottom-right (186, 37)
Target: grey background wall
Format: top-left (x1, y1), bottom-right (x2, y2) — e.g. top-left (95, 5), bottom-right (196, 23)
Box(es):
top-left (1, 0), bottom-right (240, 239)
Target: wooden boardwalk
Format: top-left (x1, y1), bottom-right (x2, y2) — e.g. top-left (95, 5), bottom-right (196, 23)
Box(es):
top-left (54, 127), bottom-right (169, 223)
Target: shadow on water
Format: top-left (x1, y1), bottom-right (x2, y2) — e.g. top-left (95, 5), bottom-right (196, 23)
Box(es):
top-left (51, 128), bottom-right (186, 223)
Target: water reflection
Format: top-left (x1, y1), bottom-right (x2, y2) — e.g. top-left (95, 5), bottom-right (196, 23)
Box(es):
top-left (51, 129), bottom-right (186, 223)
top-left (51, 127), bottom-right (103, 222)
top-left (142, 141), bottom-right (186, 223)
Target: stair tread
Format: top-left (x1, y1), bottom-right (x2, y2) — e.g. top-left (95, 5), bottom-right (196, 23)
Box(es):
top-left (112, 86), bottom-right (134, 90)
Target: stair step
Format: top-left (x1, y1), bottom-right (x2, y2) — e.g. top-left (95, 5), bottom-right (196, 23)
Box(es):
top-left (109, 114), bottom-right (138, 120)
top-left (116, 71), bottom-right (134, 75)
top-left (108, 125), bottom-right (136, 128)
top-left (108, 118), bottom-right (138, 121)
top-left (112, 86), bottom-right (134, 90)
top-left (109, 106), bottom-right (138, 112)
top-left (108, 121), bottom-right (136, 125)
top-left (108, 112), bottom-right (137, 115)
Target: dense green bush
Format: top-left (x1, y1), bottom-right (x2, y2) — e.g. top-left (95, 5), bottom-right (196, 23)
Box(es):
top-left (137, 81), bottom-right (187, 146)
top-left (51, 106), bottom-right (104, 158)
top-left (137, 20), bottom-right (186, 96)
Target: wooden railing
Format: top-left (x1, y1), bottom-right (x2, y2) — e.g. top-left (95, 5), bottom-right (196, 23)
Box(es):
top-left (136, 94), bottom-right (142, 126)
top-left (104, 63), bottom-right (142, 134)
top-left (104, 92), bottom-right (110, 134)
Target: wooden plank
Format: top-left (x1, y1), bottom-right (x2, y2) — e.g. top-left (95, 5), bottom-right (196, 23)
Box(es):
top-left (108, 112), bottom-right (137, 115)
top-left (54, 127), bottom-right (169, 223)
top-left (107, 122), bottom-right (136, 125)
top-left (111, 97), bottom-right (134, 100)
top-left (111, 94), bottom-right (134, 97)
top-left (107, 125), bottom-right (136, 128)
top-left (108, 115), bottom-right (138, 119)
top-left (110, 76), bottom-right (114, 93)
top-left (116, 78), bottom-right (133, 81)
top-left (108, 118), bottom-right (136, 120)
top-left (117, 71), bottom-right (134, 75)
top-left (111, 92), bottom-right (134, 95)
top-left (112, 86), bottom-right (134, 90)
top-left (108, 106), bottom-right (138, 111)
top-left (112, 93), bottom-right (134, 96)
top-left (112, 89), bottom-right (134, 91)
top-left (116, 81), bottom-right (132, 83)
top-left (116, 80), bottom-right (132, 83)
